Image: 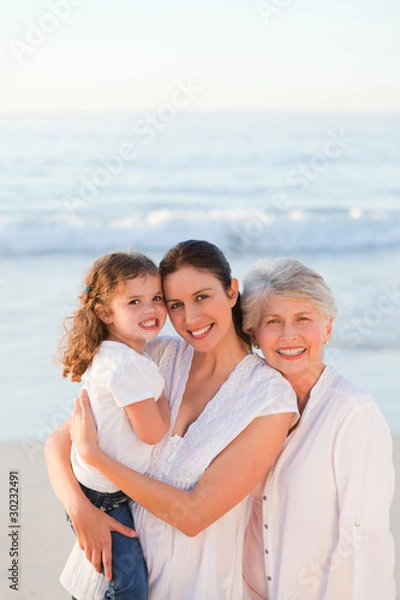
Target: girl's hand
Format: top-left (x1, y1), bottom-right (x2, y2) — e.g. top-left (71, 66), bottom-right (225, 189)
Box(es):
top-left (69, 499), bottom-right (137, 581)
top-left (70, 389), bottom-right (100, 465)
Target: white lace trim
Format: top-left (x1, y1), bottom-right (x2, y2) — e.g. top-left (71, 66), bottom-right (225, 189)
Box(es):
top-left (146, 339), bottom-right (295, 489)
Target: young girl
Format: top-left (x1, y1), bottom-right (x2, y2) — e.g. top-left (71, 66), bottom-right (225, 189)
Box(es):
top-left (59, 251), bottom-right (170, 600)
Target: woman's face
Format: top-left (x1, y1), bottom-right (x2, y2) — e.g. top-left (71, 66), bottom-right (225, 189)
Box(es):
top-left (163, 266), bottom-right (238, 352)
top-left (252, 296), bottom-right (332, 387)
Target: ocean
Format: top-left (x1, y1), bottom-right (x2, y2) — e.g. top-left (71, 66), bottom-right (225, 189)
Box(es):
top-left (0, 111), bottom-right (399, 451)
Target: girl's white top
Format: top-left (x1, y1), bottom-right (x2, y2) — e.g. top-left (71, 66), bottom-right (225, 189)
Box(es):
top-left (243, 365), bottom-right (396, 600)
top-left (60, 336), bottom-right (298, 600)
top-left (70, 340), bottom-right (164, 493)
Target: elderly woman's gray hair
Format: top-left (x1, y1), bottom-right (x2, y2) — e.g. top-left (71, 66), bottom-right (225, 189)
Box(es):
top-left (242, 257), bottom-right (337, 333)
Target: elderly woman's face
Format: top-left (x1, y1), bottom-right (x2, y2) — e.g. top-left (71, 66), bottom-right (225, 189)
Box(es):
top-left (252, 296), bottom-right (332, 386)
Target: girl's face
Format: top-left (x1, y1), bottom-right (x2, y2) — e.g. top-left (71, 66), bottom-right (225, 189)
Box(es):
top-left (97, 274), bottom-right (167, 352)
top-left (252, 296), bottom-right (332, 388)
top-left (163, 266), bottom-right (238, 353)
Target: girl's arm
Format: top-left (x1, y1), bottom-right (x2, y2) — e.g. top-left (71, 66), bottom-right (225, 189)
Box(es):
top-left (44, 419), bottom-right (137, 581)
top-left (124, 392), bottom-right (170, 445)
top-left (71, 390), bottom-right (294, 574)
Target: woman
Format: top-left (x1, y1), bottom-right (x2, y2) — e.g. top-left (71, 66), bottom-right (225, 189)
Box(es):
top-left (241, 257), bottom-right (395, 599)
top-left (45, 240), bottom-right (298, 599)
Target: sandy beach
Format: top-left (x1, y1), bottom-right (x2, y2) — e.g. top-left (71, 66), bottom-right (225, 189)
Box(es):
top-left (0, 438), bottom-right (399, 599)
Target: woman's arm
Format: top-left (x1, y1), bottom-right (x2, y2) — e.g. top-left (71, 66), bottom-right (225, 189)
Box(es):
top-left (44, 419), bottom-right (136, 581)
top-left (72, 392), bottom-right (294, 536)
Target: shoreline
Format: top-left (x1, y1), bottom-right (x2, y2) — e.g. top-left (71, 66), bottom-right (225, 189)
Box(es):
top-left (0, 438), bottom-right (398, 598)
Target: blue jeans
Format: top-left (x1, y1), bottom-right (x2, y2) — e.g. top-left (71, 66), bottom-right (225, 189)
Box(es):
top-left (67, 483), bottom-right (148, 600)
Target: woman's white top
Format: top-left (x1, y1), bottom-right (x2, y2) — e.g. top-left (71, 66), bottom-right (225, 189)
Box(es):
top-left (243, 365), bottom-right (396, 600)
top-left (70, 340), bottom-right (164, 493)
top-left (60, 336), bottom-right (298, 600)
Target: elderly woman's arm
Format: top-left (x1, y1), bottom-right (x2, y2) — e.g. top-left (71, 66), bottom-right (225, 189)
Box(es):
top-left (44, 420), bottom-right (137, 581)
top-left (324, 402), bottom-right (396, 599)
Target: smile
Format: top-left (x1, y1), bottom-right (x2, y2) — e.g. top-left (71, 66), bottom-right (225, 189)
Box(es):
top-left (140, 319), bottom-right (159, 329)
top-left (190, 324), bottom-right (213, 338)
top-left (276, 348), bottom-right (306, 356)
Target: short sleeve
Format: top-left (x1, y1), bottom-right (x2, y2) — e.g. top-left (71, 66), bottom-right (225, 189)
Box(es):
top-left (256, 375), bottom-right (299, 428)
top-left (144, 335), bottom-right (180, 367)
top-left (109, 353), bottom-right (164, 408)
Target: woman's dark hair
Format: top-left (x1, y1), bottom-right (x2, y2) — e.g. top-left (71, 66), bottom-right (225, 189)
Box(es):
top-left (159, 240), bottom-right (251, 350)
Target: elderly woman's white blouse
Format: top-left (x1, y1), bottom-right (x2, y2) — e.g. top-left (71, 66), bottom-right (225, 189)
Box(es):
top-left (243, 365), bottom-right (396, 600)
top-left (60, 336), bottom-right (298, 600)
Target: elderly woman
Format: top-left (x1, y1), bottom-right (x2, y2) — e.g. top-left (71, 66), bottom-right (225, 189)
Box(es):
top-left (241, 257), bottom-right (395, 599)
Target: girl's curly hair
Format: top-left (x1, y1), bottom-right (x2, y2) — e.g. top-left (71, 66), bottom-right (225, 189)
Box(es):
top-left (59, 251), bottom-right (158, 382)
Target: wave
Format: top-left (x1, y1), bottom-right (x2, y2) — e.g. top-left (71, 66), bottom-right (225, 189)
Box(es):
top-left (1, 208), bottom-right (400, 257)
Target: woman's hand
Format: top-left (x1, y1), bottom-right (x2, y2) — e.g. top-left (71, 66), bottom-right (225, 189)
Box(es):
top-left (69, 498), bottom-right (137, 581)
top-left (70, 389), bottom-right (100, 465)
top-left (69, 389), bottom-right (137, 580)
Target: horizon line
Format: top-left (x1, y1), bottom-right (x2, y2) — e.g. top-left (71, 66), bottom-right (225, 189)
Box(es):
top-left (1, 108), bottom-right (399, 117)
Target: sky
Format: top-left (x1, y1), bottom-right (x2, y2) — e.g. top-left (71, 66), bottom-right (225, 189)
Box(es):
top-left (0, 0), bottom-right (399, 113)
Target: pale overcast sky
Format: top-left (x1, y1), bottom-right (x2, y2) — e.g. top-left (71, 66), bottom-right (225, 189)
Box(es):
top-left (1, 0), bottom-right (399, 113)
